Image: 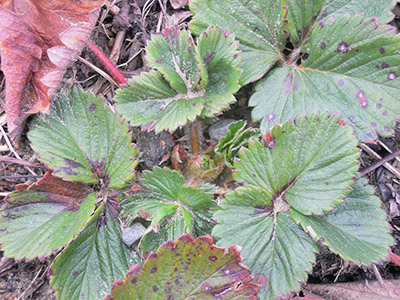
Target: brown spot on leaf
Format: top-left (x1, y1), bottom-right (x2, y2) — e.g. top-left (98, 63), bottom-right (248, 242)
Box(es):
top-left (209, 255), bottom-right (217, 262)
top-left (336, 42), bottom-right (351, 54)
top-left (320, 42), bottom-right (326, 50)
top-left (379, 47), bottom-right (385, 54)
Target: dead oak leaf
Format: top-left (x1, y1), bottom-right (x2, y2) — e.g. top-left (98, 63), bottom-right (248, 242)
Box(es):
top-left (0, 0), bottom-right (104, 141)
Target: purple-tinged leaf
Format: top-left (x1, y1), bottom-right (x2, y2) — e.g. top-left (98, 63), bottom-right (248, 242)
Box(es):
top-left (106, 234), bottom-right (259, 299)
top-left (0, 172), bottom-right (95, 260)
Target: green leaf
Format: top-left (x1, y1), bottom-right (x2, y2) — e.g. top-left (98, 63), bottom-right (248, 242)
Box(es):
top-left (115, 27), bottom-right (241, 132)
top-left (28, 87), bottom-right (138, 188)
top-left (0, 173), bottom-right (95, 260)
top-left (190, 0), bottom-right (396, 84)
top-left (213, 189), bottom-right (317, 300)
top-left (250, 14), bottom-right (400, 140)
top-left (106, 234), bottom-right (259, 299)
top-left (322, 0), bottom-right (396, 23)
top-left (292, 177), bottom-right (393, 264)
top-left (235, 112), bottom-right (359, 215)
top-left (215, 121), bottom-right (259, 168)
top-left (122, 167), bottom-right (217, 252)
top-left (190, 0), bottom-right (285, 84)
top-left (51, 206), bottom-right (140, 300)
top-left (284, 0), bottom-right (324, 44)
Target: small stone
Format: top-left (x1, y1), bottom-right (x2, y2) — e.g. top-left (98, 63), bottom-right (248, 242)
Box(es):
top-left (208, 119), bottom-right (237, 142)
top-left (122, 223), bottom-right (147, 246)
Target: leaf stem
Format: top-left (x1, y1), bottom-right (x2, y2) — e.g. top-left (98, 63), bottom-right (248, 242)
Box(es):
top-left (85, 40), bottom-right (127, 87)
top-left (188, 120), bottom-right (200, 154)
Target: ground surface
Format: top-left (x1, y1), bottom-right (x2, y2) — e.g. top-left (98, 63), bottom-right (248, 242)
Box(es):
top-left (0, 1), bottom-right (400, 299)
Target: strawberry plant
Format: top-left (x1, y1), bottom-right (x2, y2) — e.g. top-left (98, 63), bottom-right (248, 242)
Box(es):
top-left (190, 0), bottom-right (400, 141)
top-left (114, 26), bottom-right (242, 133)
top-left (0, 88), bottom-right (140, 300)
top-left (0, 1), bottom-right (398, 299)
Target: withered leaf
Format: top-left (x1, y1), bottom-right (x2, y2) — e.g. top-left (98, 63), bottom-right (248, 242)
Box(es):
top-left (0, 0), bottom-right (104, 140)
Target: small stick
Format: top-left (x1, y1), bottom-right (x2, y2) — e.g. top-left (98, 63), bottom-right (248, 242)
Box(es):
top-left (0, 175), bottom-right (41, 179)
top-left (17, 265), bottom-right (45, 300)
top-left (110, 30), bottom-right (126, 64)
top-left (372, 264), bottom-right (385, 288)
top-left (85, 40), bottom-right (127, 86)
top-left (377, 140), bottom-right (400, 164)
top-left (78, 56), bottom-right (119, 87)
top-left (0, 155), bottom-right (41, 168)
top-left (359, 143), bottom-right (400, 179)
top-left (0, 126), bottom-right (37, 176)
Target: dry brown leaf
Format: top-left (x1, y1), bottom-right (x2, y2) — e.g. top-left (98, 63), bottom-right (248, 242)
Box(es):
top-left (0, 0), bottom-right (104, 141)
top-left (305, 280), bottom-right (400, 300)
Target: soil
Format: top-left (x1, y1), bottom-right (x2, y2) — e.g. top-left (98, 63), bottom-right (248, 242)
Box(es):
top-left (0, 1), bottom-right (400, 299)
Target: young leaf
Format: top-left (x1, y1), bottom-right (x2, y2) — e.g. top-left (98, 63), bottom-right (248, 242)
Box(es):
top-left (0, 172), bottom-right (95, 260)
top-left (215, 121), bottom-right (259, 168)
top-left (235, 112), bottom-right (359, 215)
top-left (190, 0), bottom-right (285, 84)
top-left (115, 26), bottom-right (241, 132)
top-left (106, 234), bottom-right (259, 299)
top-left (291, 177), bottom-right (393, 265)
top-left (51, 205), bottom-right (140, 300)
top-left (28, 87), bottom-right (138, 188)
top-left (122, 167), bottom-right (217, 252)
top-left (250, 14), bottom-right (400, 140)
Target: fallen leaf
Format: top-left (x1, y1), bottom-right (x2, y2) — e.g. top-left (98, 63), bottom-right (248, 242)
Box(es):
top-left (0, 0), bottom-right (104, 140)
top-left (305, 280), bottom-right (400, 300)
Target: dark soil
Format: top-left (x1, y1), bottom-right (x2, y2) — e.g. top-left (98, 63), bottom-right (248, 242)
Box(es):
top-left (1, 1), bottom-right (400, 299)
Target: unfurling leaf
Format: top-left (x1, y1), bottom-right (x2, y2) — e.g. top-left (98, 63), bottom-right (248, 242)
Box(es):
top-left (115, 26), bottom-right (242, 132)
top-left (29, 88), bottom-right (138, 188)
top-left (0, 0), bottom-right (104, 137)
top-left (0, 172), bottom-right (95, 260)
top-left (215, 121), bottom-right (259, 168)
top-left (106, 234), bottom-right (259, 299)
top-left (122, 167), bottom-right (217, 252)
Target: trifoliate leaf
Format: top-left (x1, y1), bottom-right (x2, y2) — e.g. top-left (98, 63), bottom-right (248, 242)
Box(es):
top-left (106, 234), bottom-right (259, 300)
top-left (190, 0), bottom-right (285, 84)
top-left (28, 87), bottom-right (138, 188)
top-left (215, 121), bottom-right (259, 168)
top-left (0, 173), bottom-right (95, 260)
top-left (292, 177), bottom-right (393, 264)
top-left (122, 167), bottom-right (217, 252)
top-left (190, 0), bottom-right (396, 84)
top-left (213, 190), bottom-right (317, 300)
top-left (212, 112), bottom-right (362, 300)
top-left (115, 27), bottom-right (241, 132)
top-left (51, 205), bottom-right (140, 300)
top-left (250, 14), bottom-right (400, 140)
top-left (235, 112), bottom-right (359, 215)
